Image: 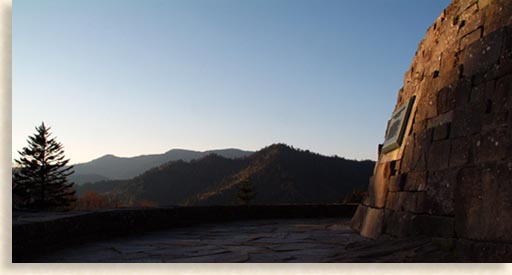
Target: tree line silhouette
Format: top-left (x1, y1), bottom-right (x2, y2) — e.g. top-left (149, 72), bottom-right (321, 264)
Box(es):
top-left (13, 123), bottom-right (375, 211)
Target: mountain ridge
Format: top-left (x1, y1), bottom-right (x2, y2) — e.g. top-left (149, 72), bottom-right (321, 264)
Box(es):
top-left (76, 144), bottom-right (375, 206)
top-left (70, 148), bottom-right (254, 184)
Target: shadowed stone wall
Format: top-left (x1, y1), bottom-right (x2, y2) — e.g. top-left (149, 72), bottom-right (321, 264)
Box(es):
top-left (351, 0), bottom-right (512, 261)
top-left (13, 204), bottom-right (357, 262)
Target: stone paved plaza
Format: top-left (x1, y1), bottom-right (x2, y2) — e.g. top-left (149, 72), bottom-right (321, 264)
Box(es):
top-left (33, 218), bottom-right (451, 263)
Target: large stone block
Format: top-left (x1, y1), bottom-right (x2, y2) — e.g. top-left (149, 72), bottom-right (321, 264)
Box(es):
top-left (427, 110), bottom-right (454, 129)
top-left (473, 79), bottom-right (509, 131)
top-left (350, 204), bottom-right (367, 233)
top-left (472, 29), bottom-right (512, 84)
top-left (458, 0), bottom-right (478, 12)
top-left (455, 2), bottom-right (482, 39)
top-left (451, 106), bottom-right (483, 137)
top-left (427, 140), bottom-right (451, 171)
top-left (368, 163), bottom-right (391, 208)
top-left (437, 85), bottom-right (457, 114)
top-left (410, 128), bottom-right (433, 172)
top-left (389, 159), bottom-right (400, 176)
top-left (433, 123), bottom-right (451, 141)
top-left (401, 191), bottom-right (427, 214)
top-left (385, 191), bottom-right (400, 211)
top-left (473, 126), bottom-right (508, 163)
top-left (455, 163), bottom-right (512, 242)
top-left (469, 80), bottom-right (494, 110)
top-left (415, 89), bottom-right (439, 121)
top-left (360, 207), bottom-right (384, 239)
top-left (438, 23), bottom-right (458, 54)
top-left (455, 166), bottom-right (482, 239)
top-left (384, 191), bottom-right (414, 212)
top-left (476, 0), bottom-right (492, 9)
top-left (397, 191), bottom-right (407, 211)
top-left (415, 215), bottom-right (455, 238)
top-left (483, 0), bottom-right (512, 36)
top-left (450, 138), bottom-right (470, 167)
top-left (438, 49), bottom-right (460, 89)
top-left (382, 210), bottom-right (417, 237)
top-left (415, 192), bottom-right (427, 214)
top-left (431, 237), bottom-right (456, 252)
top-left (443, 0), bottom-right (462, 24)
top-left (456, 238), bottom-right (512, 263)
top-left (403, 68), bottom-right (423, 96)
top-left (388, 175), bottom-right (402, 192)
top-left (495, 74), bottom-right (512, 110)
top-left (426, 169), bottom-right (457, 216)
top-left (458, 27), bottom-right (482, 51)
top-left (404, 171), bottom-right (427, 191)
top-left (436, 5), bottom-right (459, 37)
top-left (361, 194), bottom-right (370, 206)
top-left (452, 78), bottom-right (472, 110)
top-left (412, 116), bottom-right (427, 135)
top-left (400, 138), bottom-right (414, 173)
top-left (496, 27), bottom-right (512, 79)
top-left (463, 27), bottom-right (505, 77)
top-left (417, 31), bottom-right (439, 66)
top-left (479, 76), bottom-right (510, 129)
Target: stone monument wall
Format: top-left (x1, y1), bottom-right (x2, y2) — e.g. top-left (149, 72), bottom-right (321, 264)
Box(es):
top-left (351, 0), bottom-right (512, 261)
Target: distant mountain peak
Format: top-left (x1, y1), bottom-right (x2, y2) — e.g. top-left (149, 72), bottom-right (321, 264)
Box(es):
top-left (264, 143), bottom-right (294, 151)
top-left (257, 143), bottom-right (298, 157)
top-left (164, 148), bottom-right (194, 154)
top-left (96, 154), bottom-right (118, 160)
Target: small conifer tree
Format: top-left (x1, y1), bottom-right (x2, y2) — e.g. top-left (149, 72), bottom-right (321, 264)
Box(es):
top-left (13, 122), bottom-right (77, 210)
top-left (237, 179), bottom-right (255, 205)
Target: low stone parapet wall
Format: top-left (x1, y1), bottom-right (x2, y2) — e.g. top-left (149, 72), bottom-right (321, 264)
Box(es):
top-left (13, 204), bottom-right (357, 262)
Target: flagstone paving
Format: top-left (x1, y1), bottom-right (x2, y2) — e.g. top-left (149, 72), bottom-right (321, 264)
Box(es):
top-left (33, 218), bottom-right (453, 263)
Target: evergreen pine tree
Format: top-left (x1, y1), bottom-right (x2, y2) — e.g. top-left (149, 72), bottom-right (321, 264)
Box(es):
top-left (237, 179), bottom-right (255, 205)
top-left (13, 122), bottom-right (77, 210)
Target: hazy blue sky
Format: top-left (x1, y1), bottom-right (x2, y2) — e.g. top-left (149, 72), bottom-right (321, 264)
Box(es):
top-left (13, 0), bottom-right (451, 164)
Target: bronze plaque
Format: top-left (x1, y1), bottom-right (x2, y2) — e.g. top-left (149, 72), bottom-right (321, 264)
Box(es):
top-left (381, 96), bottom-right (415, 154)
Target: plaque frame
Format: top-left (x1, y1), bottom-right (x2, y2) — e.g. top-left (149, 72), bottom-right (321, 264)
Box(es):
top-left (381, 96), bottom-right (415, 154)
